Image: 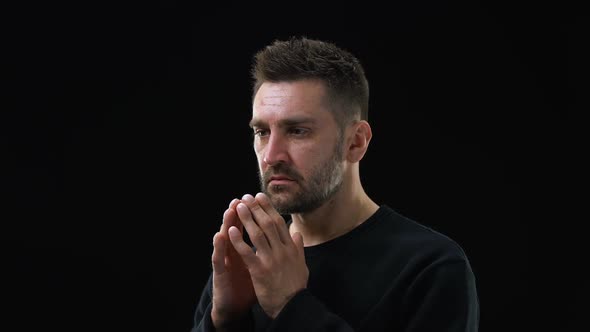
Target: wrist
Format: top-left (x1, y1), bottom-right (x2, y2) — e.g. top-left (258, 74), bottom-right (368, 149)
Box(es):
top-left (211, 307), bottom-right (250, 332)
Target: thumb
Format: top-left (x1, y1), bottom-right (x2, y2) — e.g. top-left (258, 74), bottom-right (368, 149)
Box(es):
top-left (291, 232), bottom-right (304, 254)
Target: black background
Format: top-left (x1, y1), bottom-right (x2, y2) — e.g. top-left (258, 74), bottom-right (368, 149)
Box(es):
top-left (3, 1), bottom-right (581, 331)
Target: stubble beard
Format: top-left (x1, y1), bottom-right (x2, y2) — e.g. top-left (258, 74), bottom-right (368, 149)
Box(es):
top-left (258, 138), bottom-right (345, 214)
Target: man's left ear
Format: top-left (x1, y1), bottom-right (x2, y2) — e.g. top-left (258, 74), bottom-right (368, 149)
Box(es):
top-left (346, 120), bottom-right (372, 162)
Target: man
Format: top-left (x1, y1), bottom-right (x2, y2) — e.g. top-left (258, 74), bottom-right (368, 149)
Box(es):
top-left (191, 36), bottom-right (479, 331)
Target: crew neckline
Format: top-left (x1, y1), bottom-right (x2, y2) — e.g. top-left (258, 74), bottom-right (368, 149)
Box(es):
top-left (284, 205), bottom-right (394, 257)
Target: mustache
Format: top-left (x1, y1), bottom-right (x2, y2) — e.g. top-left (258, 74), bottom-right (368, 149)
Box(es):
top-left (263, 164), bottom-right (303, 183)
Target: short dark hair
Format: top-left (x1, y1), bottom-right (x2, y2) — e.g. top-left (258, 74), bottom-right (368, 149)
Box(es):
top-left (251, 36), bottom-right (370, 126)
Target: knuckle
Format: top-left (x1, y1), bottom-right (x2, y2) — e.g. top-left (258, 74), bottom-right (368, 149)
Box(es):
top-left (249, 203), bottom-right (263, 214)
top-left (250, 230), bottom-right (266, 242)
top-left (259, 259), bottom-right (273, 272)
top-left (285, 243), bottom-right (298, 255)
top-left (272, 216), bottom-right (286, 228)
top-left (257, 216), bottom-right (274, 231)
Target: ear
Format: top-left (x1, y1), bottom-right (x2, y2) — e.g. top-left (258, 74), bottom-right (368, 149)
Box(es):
top-left (346, 120), bottom-right (372, 163)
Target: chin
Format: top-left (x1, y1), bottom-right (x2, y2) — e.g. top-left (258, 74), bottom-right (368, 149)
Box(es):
top-left (267, 185), bottom-right (292, 200)
top-left (266, 187), bottom-right (294, 209)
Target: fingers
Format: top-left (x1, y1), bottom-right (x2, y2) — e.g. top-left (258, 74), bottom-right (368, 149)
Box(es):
top-left (212, 232), bottom-right (226, 273)
top-left (235, 201), bottom-right (272, 253)
top-left (229, 198), bottom-right (240, 210)
top-left (228, 226), bottom-right (258, 267)
top-left (255, 192), bottom-right (291, 245)
top-left (219, 193), bottom-right (292, 268)
top-left (221, 205), bottom-right (245, 263)
top-left (291, 231), bottom-right (305, 256)
top-left (239, 193), bottom-right (287, 250)
top-left (221, 199), bottom-right (242, 235)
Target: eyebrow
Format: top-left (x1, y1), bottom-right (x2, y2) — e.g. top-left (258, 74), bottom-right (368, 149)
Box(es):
top-left (249, 116), bottom-right (316, 128)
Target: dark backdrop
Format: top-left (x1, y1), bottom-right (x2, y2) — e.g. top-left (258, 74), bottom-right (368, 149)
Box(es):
top-left (3, 1), bottom-right (579, 331)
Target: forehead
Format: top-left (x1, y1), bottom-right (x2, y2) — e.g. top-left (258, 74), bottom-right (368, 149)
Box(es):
top-left (251, 80), bottom-right (334, 125)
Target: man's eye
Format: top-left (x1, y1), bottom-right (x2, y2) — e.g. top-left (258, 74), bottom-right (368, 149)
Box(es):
top-left (290, 128), bottom-right (308, 136)
top-left (254, 129), bottom-right (269, 137)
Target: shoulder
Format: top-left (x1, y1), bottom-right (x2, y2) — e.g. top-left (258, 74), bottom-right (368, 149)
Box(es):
top-left (369, 205), bottom-right (472, 264)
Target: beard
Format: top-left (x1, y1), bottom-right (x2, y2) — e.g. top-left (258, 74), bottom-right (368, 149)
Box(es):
top-left (258, 137), bottom-right (345, 214)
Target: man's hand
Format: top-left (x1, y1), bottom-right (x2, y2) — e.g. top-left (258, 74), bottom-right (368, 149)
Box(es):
top-left (211, 199), bottom-right (256, 330)
top-left (228, 193), bottom-right (309, 318)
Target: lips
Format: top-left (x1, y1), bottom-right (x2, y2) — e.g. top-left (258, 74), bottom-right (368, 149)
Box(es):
top-left (270, 175), bottom-right (294, 181)
top-left (268, 175), bottom-right (296, 186)
top-left (264, 165), bottom-right (301, 185)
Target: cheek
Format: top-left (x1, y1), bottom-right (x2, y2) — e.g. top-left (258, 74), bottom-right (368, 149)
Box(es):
top-left (253, 149), bottom-right (269, 174)
top-left (290, 146), bottom-right (320, 171)
top-left (253, 143), bottom-right (263, 159)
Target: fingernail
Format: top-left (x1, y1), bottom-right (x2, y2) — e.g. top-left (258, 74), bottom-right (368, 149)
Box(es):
top-left (228, 226), bottom-right (240, 237)
top-left (241, 194), bottom-right (254, 202)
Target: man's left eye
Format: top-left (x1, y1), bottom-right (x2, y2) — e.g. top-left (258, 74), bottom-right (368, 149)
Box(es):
top-left (290, 128), bottom-right (308, 135)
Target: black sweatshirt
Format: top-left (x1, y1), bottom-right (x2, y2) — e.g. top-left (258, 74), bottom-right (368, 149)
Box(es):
top-left (191, 205), bottom-right (480, 331)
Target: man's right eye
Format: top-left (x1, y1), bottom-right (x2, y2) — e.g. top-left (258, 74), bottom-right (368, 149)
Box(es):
top-left (254, 129), bottom-right (269, 137)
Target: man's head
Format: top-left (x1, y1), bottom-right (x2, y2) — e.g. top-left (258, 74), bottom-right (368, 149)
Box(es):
top-left (251, 36), bottom-right (369, 128)
top-left (250, 37), bottom-right (372, 214)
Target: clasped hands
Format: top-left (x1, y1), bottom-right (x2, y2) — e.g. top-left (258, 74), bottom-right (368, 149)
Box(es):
top-left (211, 192), bottom-right (309, 329)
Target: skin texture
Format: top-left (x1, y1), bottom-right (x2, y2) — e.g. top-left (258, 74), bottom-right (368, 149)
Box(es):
top-left (211, 79), bottom-right (379, 327)
top-left (210, 199), bottom-right (256, 329)
top-left (251, 80), bottom-right (345, 215)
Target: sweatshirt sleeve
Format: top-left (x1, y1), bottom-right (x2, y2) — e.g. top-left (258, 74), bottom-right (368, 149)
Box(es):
top-left (265, 289), bottom-right (355, 332)
top-left (260, 259), bottom-right (478, 332)
top-left (190, 273), bottom-right (216, 332)
top-left (401, 259), bottom-right (480, 332)
top-left (190, 274), bottom-right (255, 332)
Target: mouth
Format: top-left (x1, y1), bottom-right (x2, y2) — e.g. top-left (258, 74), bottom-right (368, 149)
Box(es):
top-left (268, 175), bottom-right (296, 186)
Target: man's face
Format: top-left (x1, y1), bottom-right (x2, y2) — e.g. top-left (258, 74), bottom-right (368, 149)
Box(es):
top-left (250, 80), bottom-right (345, 214)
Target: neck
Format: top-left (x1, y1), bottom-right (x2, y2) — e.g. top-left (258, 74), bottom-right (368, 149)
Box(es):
top-left (289, 174), bottom-right (379, 247)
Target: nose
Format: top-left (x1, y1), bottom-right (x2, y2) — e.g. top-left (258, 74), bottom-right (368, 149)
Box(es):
top-left (262, 133), bottom-right (289, 166)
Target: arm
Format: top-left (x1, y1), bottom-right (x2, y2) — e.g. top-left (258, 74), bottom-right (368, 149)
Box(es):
top-left (190, 273), bottom-right (215, 332)
top-left (190, 274), bottom-right (255, 332)
top-left (264, 289), bottom-right (355, 332)
top-left (263, 260), bottom-right (478, 332)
